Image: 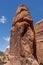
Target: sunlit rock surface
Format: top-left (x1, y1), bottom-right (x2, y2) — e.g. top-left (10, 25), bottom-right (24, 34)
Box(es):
top-left (3, 4), bottom-right (43, 65)
top-left (34, 19), bottom-right (43, 64)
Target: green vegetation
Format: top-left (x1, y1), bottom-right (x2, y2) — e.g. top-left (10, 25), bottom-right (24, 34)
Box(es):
top-left (0, 51), bottom-right (10, 65)
top-left (0, 51), bottom-right (5, 65)
top-left (0, 51), bottom-right (5, 56)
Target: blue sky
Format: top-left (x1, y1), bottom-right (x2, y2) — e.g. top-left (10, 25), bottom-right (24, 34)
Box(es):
top-left (0, 0), bottom-right (43, 52)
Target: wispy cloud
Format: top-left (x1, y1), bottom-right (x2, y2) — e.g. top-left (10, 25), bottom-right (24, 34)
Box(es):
top-left (3, 36), bottom-right (10, 42)
top-left (0, 16), bottom-right (7, 23)
top-left (3, 37), bottom-right (10, 51)
top-left (6, 45), bottom-right (10, 49)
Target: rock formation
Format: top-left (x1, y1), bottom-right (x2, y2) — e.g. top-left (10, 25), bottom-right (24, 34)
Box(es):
top-left (4, 4), bottom-right (43, 65)
top-left (5, 48), bottom-right (9, 56)
top-left (10, 4), bottom-right (39, 65)
top-left (34, 19), bottom-right (43, 65)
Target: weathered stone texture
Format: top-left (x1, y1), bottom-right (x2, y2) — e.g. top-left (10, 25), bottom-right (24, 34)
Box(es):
top-left (10, 4), bottom-right (39, 65)
top-left (34, 19), bottom-right (43, 64)
top-left (10, 4), bottom-right (33, 56)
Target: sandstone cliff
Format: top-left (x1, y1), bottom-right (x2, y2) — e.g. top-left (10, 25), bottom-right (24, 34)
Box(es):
top-left (34, 19), bottom-right (43, 65)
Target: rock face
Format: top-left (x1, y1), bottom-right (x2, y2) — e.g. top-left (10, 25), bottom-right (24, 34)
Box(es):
top-left (34, 19), bottom-right (43, 64)
top-left (10, 4), bottom-right (39, 65)
top-left (5, 48), bottom-right (9, 56)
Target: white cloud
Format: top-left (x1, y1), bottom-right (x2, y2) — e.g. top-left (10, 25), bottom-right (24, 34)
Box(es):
top-left (3, 36), bottom-right (10, 42)
top-left (0, 16), bottom-right (7, 23)
top-left (6, 45), bottom-right (10, 49)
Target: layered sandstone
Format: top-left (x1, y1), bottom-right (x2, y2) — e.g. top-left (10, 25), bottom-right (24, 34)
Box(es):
top-left (10, 4), bottom-right (39, 65)
top-left (34, 19), bottom-right (43, 64)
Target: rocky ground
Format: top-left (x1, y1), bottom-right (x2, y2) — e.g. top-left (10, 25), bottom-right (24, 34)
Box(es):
top-left (0, 51), bottom-right (10, 65)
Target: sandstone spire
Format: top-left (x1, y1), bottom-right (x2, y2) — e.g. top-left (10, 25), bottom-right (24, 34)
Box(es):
top-left (12, 4), bottom-right (33, 26)
top-left (10, 4), bottom-right (33, 56)
top-left (10, 4), bottom-right (39, 65)
top-left (4, 4), bottom-right (43, 65)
